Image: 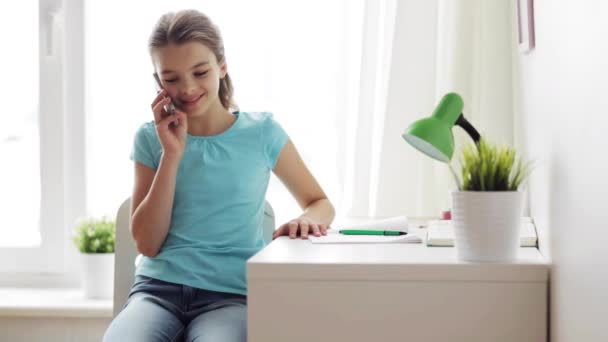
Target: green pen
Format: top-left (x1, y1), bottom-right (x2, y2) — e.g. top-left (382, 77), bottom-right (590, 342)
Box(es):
top-left (339, 229), bottom-right (407, 236)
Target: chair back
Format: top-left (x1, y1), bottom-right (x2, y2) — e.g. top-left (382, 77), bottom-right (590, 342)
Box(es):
top-left (112, 198), bottom-right (275, 317)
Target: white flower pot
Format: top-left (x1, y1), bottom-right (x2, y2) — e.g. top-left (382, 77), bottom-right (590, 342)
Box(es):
top-left (451, 191), bottom-right (523, 262)
top-left (80, 253), bottom-right (115, 299)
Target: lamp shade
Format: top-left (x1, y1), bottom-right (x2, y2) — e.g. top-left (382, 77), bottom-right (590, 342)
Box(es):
top-left (402, 93), bottom-right (464, 162)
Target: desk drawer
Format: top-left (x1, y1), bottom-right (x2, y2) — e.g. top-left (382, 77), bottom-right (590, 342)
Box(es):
top-left (248, 279), bottom-right (546, 342)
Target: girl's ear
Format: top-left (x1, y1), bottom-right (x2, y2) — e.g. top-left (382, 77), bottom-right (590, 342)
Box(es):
top-left (219, 61), bottom-right (228, 79)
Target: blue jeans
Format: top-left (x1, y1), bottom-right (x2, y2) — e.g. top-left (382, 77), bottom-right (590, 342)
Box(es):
top-left (103, 275), bottom-right (247, 342)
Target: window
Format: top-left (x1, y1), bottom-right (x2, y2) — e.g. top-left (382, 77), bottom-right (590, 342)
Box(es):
top-left (0, 0), bottom-right (40, 249)
top-left (0, 0), bottom-right (85, 282)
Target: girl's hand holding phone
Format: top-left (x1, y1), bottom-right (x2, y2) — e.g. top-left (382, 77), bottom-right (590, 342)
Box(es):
top-left (152, 89), bottom-right (188, 159)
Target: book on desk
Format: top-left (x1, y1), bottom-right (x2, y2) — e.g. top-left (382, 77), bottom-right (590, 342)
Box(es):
top-left (426, 217), bottom-right (538, 247)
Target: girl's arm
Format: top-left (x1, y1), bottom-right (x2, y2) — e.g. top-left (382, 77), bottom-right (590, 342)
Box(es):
top-left (130, 155), bottom-right (180, 257)
top-left (130, 89), bottom-right (188, 257)
top-left (272, 140), bottom-right (335, 239)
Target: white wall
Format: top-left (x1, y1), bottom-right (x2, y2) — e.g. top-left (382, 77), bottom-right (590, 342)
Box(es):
top-left (513, 1), bottom-right (608, 341)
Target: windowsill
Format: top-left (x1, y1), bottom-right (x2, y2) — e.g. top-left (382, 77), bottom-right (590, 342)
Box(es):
top-left (0, 287), bottom-right (112, 318)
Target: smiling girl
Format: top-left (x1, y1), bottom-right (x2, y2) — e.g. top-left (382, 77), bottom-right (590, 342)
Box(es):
top-left (103, 9), bottom-right (335, 342)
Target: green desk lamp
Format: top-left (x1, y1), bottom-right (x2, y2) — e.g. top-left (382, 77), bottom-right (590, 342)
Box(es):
top-left (402, 93), bottom-right (480, 162)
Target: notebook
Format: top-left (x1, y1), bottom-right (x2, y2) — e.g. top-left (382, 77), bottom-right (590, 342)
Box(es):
top-left (426, 217), bottom-right (538, 247)
top-left (308, 216), bottom-right (422, 244)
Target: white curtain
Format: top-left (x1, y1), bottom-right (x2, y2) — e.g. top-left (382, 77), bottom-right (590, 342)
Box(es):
top-left (435, 0), bottom-right (513, 143)
top-left (433, 0), bottom-right (514, 209)
top-left (345, 0), bottom-right (443, 218)
top-left (346, 0), bottom-right (514, 219)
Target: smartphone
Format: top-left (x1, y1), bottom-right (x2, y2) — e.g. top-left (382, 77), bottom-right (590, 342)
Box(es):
top-left (153, 73), bottom-right (177, 115)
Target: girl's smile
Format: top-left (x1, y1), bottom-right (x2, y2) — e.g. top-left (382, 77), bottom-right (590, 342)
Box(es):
top-left (180, 93), bottom-right (206, 111)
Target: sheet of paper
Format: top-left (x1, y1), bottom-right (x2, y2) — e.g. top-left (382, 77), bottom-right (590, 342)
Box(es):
top-left (336, 216), bottom-right (409, 232)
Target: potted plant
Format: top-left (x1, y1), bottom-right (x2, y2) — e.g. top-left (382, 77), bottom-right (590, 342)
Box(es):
top-left (450, 138), bottom-right (533, 262)
top-left (73, 216), bottom-right (116, 299)
top-left (402, 93), bottom-right (535, 262)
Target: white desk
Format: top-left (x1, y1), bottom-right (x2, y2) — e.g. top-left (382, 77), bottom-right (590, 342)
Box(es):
top-left (247, 228), bottom-right (548, 342)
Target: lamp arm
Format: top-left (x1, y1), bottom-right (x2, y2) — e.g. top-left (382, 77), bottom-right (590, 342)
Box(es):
top-left (455, 114), bottom-right (481, 143)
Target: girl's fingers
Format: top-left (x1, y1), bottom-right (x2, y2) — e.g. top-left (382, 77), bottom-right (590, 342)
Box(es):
top-left (272, 220), bottom-right (326, 240)
top-left (158, 110), bottom-right (182, 129)
top-left (299, 221), bottom-right (310, 239)
top-left (152, 97), bottom-right (173, 123)
top-left (151, 89), bottom-right (168, 109)
top-left (272, 225), bottom-right (287, 240)
top-left (288, 221), bottom-right (299, 239)
top-left (310, 224), bottom-right (321, 237)
top-left (320, 224), bottom-right (328, 235)
top-left (178, 111), bottom-right (188, 130)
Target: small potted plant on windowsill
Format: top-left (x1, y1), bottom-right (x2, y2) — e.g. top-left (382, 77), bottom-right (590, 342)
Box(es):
top-left (73, 216), bottom-right (115, 299)
top-left (450, 138), bottom-right (533, 262)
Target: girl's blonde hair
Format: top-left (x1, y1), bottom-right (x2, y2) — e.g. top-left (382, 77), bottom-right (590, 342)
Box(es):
top-left (149, 10), bottom-right (236, 111)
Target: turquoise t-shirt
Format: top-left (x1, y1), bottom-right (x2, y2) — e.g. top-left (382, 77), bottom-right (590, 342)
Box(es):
top-left (130, 111), bottom-right (289, 295)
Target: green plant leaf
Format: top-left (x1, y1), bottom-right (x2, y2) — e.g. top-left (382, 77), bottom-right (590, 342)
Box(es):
top-left (457, 137), bottom-right (532, 191)
top-left (73, 216), bottom-right (116, 253)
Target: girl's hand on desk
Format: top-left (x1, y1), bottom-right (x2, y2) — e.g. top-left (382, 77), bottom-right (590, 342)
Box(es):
top-left (273, 217), bottom-right (328, 240)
